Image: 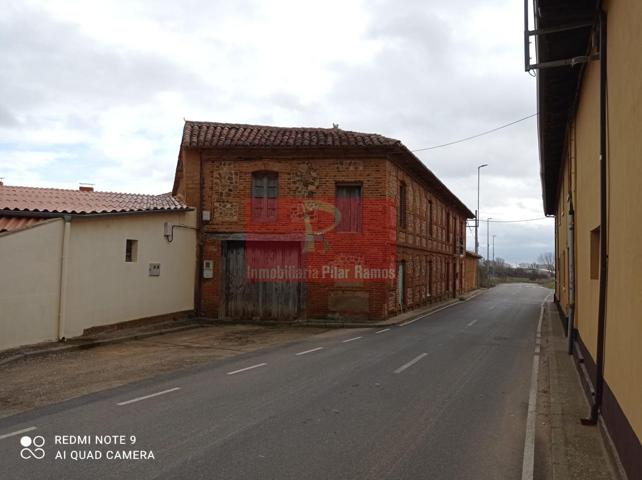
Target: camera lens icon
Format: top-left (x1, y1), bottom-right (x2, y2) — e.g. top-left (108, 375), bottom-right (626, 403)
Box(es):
top-left (19, 435), bottom-right (45, 460)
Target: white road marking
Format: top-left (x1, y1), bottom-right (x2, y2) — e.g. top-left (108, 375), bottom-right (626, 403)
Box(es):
top-left (0, 426), bottom-right (36, 441)
top-left (342, 336), bottom-right (362, 343)
top-left (375, 328), bottom-right (391, 334)
top-left (467, 319), bottom-right (478, 327)
top-left (295, 347), bottom-right (324, 356)
top-left (398, 291), bottom-right (485, 327)
top-left (226, 363), bottom-right (267, 376)
top-left (117, 387), bottom-right (181, 406)
top-left (521, 292), bottom-right (552, 480)
top-left (394, 353), bottom-right (428, 374)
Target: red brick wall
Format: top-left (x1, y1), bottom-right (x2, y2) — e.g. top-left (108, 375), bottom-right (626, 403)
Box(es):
top-left (178, 147), bottom-right (470, 320)
top-left (387, 161), bottom-right (468, 315)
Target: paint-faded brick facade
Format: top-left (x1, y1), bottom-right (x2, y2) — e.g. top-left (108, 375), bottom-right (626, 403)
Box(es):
top-left (173, 121), bottom-right (475, 321)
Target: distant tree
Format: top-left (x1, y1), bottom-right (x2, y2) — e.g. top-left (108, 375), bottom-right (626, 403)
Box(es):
top-left (538, 252), bottom-right (555, 273)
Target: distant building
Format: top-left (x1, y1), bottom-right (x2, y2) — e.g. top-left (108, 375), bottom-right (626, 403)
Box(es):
top-left (533, 0), bottom-right (641, 477)
top-left (463, 251), bottom-right (481, 292)
top-left (173, 121), bottom-right (476, 322)
top-left (0, 183), bottom-right (196, 350)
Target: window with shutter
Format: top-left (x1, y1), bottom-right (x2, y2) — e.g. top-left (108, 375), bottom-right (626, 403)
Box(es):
top-left (252, 172), bottom-right (278, 222)
top-left (428, 200), bottom-right (433, 238)
top-left (399, 183), bottom-right (407, 229)
top-left (336, 185), bottom-right (362, 232)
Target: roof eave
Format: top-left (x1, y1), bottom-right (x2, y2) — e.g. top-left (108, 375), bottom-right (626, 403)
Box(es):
top-left (0, 208), bottom-right (192, 219)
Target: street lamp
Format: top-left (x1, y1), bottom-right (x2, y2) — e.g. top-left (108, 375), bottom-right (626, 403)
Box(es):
top-left (475, 164), bottom-right (488, 255)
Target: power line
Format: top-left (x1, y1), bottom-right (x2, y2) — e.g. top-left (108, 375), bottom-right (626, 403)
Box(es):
top-left (466, 216), bottom-right (551, 224)
top-left (411, 113), bottom-right (538, 152)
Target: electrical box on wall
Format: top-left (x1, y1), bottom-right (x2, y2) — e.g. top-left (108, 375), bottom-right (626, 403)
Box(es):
top-left (149, 263), bottom-right (161, 276)
top-left (203, 260), bottom-right (214, 279)
top-left (202, 210), bottom-right (211, 222)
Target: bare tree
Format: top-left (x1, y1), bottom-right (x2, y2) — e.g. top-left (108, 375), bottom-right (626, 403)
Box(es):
top-left (538, 252), bottom-right (555, 273)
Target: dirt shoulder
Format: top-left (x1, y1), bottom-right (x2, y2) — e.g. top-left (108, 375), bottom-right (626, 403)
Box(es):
top-left (0, 324), bottom-right (327, 420)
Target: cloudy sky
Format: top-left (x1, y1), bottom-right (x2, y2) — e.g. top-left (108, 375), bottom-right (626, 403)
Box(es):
top-left (0, 0), bottom-right (553, 264)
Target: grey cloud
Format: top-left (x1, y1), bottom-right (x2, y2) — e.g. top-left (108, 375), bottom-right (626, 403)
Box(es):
top-left (0, 4), bottom-right (206, 113)
top-left (0, 105), bottom-right (17, 127)
top-left (0, 0), bottom-right (552, 263)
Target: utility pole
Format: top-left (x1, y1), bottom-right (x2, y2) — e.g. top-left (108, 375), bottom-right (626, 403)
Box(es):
top-left (492, 234), bottom-right (496, 262)
top-left (475, 164), bottom-right (488, 255)
top-left (486, 217), bottom-right (492, 263)
top-left (492, 234), bottom-right (496, 278)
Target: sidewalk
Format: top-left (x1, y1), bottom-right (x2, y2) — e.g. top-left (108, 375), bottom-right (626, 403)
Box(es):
top-left (0, 316), bottom-right (213, 367)
top-left (535, 300), bottom-right (624, 480)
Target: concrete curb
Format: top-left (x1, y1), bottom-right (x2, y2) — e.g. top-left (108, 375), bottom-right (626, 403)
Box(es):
top-left (0, 323), bottom-right (211, 367)
top-left (198, 289), bottom-right (486, 330)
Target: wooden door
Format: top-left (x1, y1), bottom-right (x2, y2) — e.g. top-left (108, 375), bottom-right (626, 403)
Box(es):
top-left (224, 241), bottom-right (302, 320)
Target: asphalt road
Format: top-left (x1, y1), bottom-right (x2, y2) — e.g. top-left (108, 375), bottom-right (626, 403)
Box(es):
top-left (0, 283), bottom-right (550, 480)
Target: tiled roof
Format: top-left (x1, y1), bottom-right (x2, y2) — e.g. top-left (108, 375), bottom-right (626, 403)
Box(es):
top-left (0, 216), bottom-right (46, 233)
top-left (0, 185), bottom-right (188, 215)
top-left (182, 121), bottom-right (402, 149)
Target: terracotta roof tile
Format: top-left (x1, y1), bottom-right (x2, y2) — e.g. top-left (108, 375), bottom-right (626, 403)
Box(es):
top-left (0, 185), bottom-right (188, 215)
top-left (181, 121), bottom-right (402, 149)
top-left (0, 216), bottom-right (46, 233)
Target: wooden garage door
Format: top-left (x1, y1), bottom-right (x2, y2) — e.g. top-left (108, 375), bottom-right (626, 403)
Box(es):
top-left (224, 241), bottom-right (302, 320)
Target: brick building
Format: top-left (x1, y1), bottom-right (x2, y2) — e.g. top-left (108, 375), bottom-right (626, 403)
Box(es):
top-left (173, 121), bottom-right (475, 321)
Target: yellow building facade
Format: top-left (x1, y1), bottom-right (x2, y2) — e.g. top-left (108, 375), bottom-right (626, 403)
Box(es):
top-left (536, 0), bottom-right (641, 477)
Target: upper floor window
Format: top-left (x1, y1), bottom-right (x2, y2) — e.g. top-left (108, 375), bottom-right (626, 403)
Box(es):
top-left (252, 172), bottom-right (278, 222)
top-left (427, 200), bottom-right (433, 238)
top-left (399, 182), bottom-right (407, 229)
top-left (446, 212), bottom-right (452, 242)
top-left (336, 184), bottom-right (362, 232)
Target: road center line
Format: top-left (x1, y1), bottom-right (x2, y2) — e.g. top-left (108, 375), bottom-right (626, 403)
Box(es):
top-left (226, 363), bottom-right (267, 375)
top-left (342, 336), bottom-right (362, 343)
top-left (0, 426), bottom-right (37, 441)
top-left (296, 347), bottom-right (324, 356)
top-left (394, 353), bottom-right (428, 374)
top-left (467, 319), bottom-right (478, 327)
top-left (375, 328), bottom-right (391, 334)
top-left (117, 387), bottom-right (181, 406)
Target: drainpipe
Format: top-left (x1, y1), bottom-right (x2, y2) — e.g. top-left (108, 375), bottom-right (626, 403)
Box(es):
top-left (583, 9), bottom-right (608, 425)
top-left (196, 153), bottom-right (204, 317)
top-left (567, 195), bottom-right (575, 354)
top-left (57, 215), bottom-right (71, 341)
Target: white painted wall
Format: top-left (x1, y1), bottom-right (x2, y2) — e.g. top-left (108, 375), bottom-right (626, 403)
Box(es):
top-left (63, 211), bottom-right (196, 338)
top-left (0, 219), bottom-right (63, 350)
top-left (0, 211), bottom-right (197, 350)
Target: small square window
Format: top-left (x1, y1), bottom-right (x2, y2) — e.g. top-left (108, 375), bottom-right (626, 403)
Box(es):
top-left (125, 239), bottom-right (138, 262)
